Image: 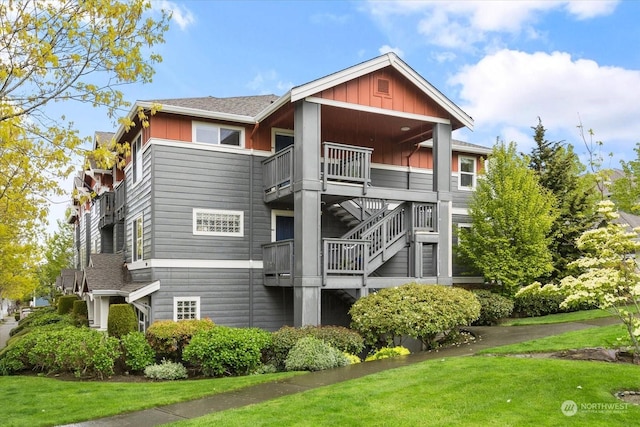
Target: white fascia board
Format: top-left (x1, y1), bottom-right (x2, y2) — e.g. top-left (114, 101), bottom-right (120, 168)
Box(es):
top-left (128, 259), bottom-right (264, 270)
top-left (127, 280), bottom-right (160, 303)
top-left (306, 97), bottom-right (451, 125)
top-left (255, 91), bottom-right (292, 122)
top-left (388, 55), bottom-right (474, 130)
top-left (420, 139), bottom-right (492, 155)
top-left (291, 54), bottom-right (392, 102)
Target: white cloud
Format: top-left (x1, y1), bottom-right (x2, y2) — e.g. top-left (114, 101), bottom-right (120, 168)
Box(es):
top-left (449, 49), bottom-right (640, 157)
top-left (379, 45), bottom-right (404, 57)
top-left (365, 1), bottom-right (619, 50)
top-left (154, 0), bottom-right (195, 31)
top-left (310, 12), bottom-right (350, 25)
top-left (247, 70), bottom-right (292, 95)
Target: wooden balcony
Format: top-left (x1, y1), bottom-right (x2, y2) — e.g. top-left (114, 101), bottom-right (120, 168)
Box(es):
top-left (115, 182), bottom-right (126, 221)
top-left (262, 202), bottom-right (437, 288)
top-left (98, 192), bottom-right (115, 228)
top-left (262, 142), bottom-right (373, 202)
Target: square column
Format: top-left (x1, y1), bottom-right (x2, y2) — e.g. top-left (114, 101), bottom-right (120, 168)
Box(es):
top-left (292, 100), bottom-right (322, 326)
top-left (433, 123), bottom-right (453, 285)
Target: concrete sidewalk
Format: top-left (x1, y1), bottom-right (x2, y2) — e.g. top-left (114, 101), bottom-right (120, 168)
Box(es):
top-left (0, 316), bottom-right (18, 349)
top-left (60, 316), bottom-right (621, 427)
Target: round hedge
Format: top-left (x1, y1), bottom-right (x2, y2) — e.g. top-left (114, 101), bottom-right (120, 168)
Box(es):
top-left (349, 283), bottom-right (481, 349)
top-left (472, 290), bottom-right (514, 325)
top-left (107, 304), bottom-right (137, 338)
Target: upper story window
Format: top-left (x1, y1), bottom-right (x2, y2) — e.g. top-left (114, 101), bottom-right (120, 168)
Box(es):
top-left (193, 122), bottom-right (243, 147)
top-left (132, 214), bottom-right (144, 262)
top-left (132, 134), bottom-right (142, 184)
top-left (193, 208), bottom-right (244, 236)
top-left (458, 156), bottom-right (477, 190)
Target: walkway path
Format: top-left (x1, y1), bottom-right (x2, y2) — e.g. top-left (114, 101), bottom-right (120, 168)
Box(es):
top-left (0, 316), bottom-right (18, 349)
top-left (60, 316), bottom-right (620, 427)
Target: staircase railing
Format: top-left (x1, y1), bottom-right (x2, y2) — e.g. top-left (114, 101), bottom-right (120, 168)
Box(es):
top-left (361, 204), bottom-right (407, 262)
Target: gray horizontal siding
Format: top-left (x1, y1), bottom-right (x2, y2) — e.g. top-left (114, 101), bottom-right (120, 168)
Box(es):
top-left (148, 267), bottom-right (292, 330)
top-left (150, 145), bottom-right (271, 260)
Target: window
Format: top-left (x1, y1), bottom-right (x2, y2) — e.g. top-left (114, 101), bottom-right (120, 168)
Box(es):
top-left (458, 156), bottom-right (477, 190)
top-left (193, 122), bottom-right (243, 147)
top-left (131, 134), bottom-right (142, 184)
top-left (193, 209), bottom-right (244, 236)
top-left (174, 297), bottom-right (200, 321)
top-left (132, 215), bottom-right (144, 261)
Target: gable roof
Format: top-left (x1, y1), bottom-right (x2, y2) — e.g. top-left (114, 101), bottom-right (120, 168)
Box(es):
top-left (82, 253), bottom-right (158, 301)
top-left (255, 52), bottom-right (473, 130)
top-left (149, 95), bottom-right (279, 117)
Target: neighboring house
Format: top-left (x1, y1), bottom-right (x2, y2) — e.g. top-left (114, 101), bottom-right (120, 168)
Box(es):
top-left (63, 53), bottom-right (490, 331)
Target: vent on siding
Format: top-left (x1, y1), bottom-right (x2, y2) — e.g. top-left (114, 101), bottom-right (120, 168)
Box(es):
top-left (374, 77), bottom-right (392, 98)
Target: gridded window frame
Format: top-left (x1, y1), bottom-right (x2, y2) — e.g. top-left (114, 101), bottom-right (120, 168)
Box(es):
top-left (458, 155), bottom-right (477, 190)
top-left (193, 208), bottom-right (244, 237)
top-left (173, 296), bottom-right (200, 321)
top-left (192, 121), bottom-right (244, 148)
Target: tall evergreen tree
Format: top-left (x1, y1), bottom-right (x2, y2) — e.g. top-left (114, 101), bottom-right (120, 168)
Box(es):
top-left (457, 140), bottom-right (557, 297)
top-left (528, 119), bottom-right (598, 281)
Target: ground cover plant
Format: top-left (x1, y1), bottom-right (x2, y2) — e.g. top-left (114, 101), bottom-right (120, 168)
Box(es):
top-left (167, 356), bottom-right (640, 427)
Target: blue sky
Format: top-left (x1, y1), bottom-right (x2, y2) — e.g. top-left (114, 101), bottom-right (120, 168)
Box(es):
top-left (50, 0), bottom-right (640, 230)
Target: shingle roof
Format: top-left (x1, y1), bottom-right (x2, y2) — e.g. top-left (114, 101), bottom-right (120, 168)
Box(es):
top-left (58, 269), bottom-right (79, 291)
top-left (84, 253), bottom-right (153, 294)
top-left (148, 95), bottom-right (280, 117)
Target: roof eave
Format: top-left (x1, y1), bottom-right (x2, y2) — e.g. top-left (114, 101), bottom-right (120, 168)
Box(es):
top-left (255, 91), bottom-right (292, 122)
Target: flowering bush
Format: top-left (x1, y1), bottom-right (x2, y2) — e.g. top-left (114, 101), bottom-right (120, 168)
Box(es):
top-left (513, 282), bottom-right (566, 317)
top-left (559, 201), bottom-right (640, 355)
top-left (144, 359), bottom-right (188, 380)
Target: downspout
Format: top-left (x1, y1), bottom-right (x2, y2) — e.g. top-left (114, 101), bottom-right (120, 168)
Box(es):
top-left (248, 124), bottom-right (257, 327)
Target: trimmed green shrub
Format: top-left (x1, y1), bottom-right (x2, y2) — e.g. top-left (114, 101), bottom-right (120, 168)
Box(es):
top-left (9, 307), bottom-right (73, 337)
top-left (365, 346), bottom-right (410, 361)
top-left (146, 318), bottom-right (216, 361)
top-left (472, 290), bottom-right (514, 325)
top-left (120, 332), bottom-right (156, 372)
top-left (57, 294), bottom-right (80, 315)
top-left (270, 325), bottom-right (364, 370)
top-left (107, 304), bottom-right (137, 338)
top-left (513, 282), bottom-right (565, 317)
top-left (183, 326), bottom-right (272, 377)
top-left (72, 300), bottom-right (89, 327)
top-left (144, 359), bottom-right (189, 380)
top-left (0, 326), bottom-right (120, 378)
top-left (349, 283), bottom-right (481, 350)
top-left (284, 336), bottom-right (349, 372)
top-left (344, 353), bottom-right (361, 364)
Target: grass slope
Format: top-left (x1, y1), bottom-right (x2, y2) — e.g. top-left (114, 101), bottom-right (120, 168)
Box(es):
top-left (168, 357), bottom-right (640, 426)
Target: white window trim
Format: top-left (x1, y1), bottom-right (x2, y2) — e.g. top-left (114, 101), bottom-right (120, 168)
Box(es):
top-left (193, 208), bottom-right (244, 237)
top-left (173, 296), bottom-right (200, 321)
top-left (458, 155), bottom-right (477, 191)
top-left (131, 214), bottom-right (144, 262)
top-left (192, 121), bottom-right (245, 148)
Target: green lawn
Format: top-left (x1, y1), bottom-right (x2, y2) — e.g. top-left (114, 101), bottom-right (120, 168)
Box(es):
top-left (0, 372), bottom-right (300, 427)
top-left (479, 323), bottom-right (631, 355)
top-left (2, 313), bottom-right (639, 426)
top-left (167, 357), bottom-right (640, 427)
top-left (501, 305), bottom-right (637, 326)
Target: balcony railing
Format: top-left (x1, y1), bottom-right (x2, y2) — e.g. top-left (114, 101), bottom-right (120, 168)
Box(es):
top-left (263, 239), bottom-right (294, 286)
top-left (323, 142), bottom-right (372, 193)
top-left (98, 192), bottom-right (115, 228)
top-left (413, 203), bottom-right (436, 231)
top-left (263, 146), bottom-right (293, 197)
top-left (322, 239), bottom-right (369, 286)
top-left (262, 142), bottom-right (373, 199)
top-left (115, 182), bottom-right (126, 221)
